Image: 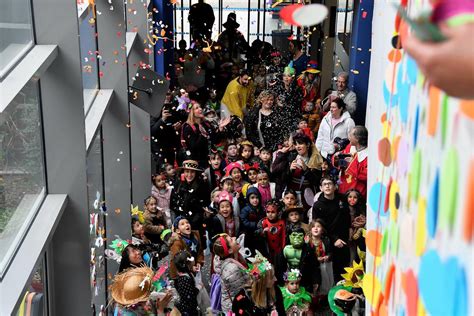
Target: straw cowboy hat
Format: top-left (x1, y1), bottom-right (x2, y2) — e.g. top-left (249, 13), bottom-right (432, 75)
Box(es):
top-left (179, 159), bottom-right (203, 172)
top-left (110, 266), bottom-right (154, 306)
top-left (282, 205), bottom-right (304, 219)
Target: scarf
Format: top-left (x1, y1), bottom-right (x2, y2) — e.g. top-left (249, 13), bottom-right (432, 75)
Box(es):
top-left (280, 286), bottom-right (312, 310)
top-left (258, 184), bottom-right (272, 206)
top-left (182, 234), bottom-right (199, 258)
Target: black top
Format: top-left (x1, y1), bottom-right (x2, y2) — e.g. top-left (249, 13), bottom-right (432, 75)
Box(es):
top-left (312, 194), bottom-right (351, 243)
top-left (175, 274), bottom-right (199, 315)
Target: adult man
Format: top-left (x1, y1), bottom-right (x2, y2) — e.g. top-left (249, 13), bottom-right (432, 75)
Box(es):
top-left (220, 69), bottom-right (253, 119)
top-left (333, 126), bottom-right (368, 198)
top-left (324, 72), bottom-right (357, 115)
top-left (312, 177), bottom-right (351, 281)
top-left (188, 0), bottom-right (215, 42)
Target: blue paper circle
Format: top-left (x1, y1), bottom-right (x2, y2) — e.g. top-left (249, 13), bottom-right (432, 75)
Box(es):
top-left (368, 182), bottom-right (388, 216)
top-left (426, 170), bottom-right (439, 238)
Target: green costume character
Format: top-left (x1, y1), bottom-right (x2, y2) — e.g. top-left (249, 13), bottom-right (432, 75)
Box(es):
top-left (283, 231), bottom-right (305, 268)
top-left (279, 269), bottom-right (312, 314)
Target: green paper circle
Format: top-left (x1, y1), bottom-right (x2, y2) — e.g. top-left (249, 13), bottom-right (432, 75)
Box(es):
top-left (410, 148), bottom-right (422, 201)
top-left (441, 95), bottom-right (449, 146)
top-left (381, 228), bottom-right (389, 255)
top-left (439, 148), bottom-right (459, 231)
top-left (390, 221), bottom-right (400, 256)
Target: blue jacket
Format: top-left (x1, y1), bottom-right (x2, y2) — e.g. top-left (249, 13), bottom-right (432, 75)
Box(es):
top-left (239, 187), bottom-right (263, 232)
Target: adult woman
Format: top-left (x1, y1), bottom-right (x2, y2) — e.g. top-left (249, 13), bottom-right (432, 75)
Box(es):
top-left (272, 133), bottom-right (323, 212)
top-left (315, 98), bottom-right (355, 159)
top-left (244, 90), bottom-right (284, 151)
top-left (118, 244), bottom-right (145, 272)
top-left (333, 126), bottom-right (368, 198)
top-left (181, 101), bottom-right (229, 168)
top-left (170, 160), bottom-right (210, 249)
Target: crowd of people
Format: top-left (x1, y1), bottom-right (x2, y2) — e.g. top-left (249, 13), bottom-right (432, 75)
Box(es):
top-left (111, 10), bottom-right (368, 316)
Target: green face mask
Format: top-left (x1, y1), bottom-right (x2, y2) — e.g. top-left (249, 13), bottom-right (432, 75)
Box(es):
top-left (289, 232), bottom-right (304, 248)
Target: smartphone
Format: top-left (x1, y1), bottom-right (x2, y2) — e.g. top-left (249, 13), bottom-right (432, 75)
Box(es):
top-left (394, 4), bottom-right (446, 42)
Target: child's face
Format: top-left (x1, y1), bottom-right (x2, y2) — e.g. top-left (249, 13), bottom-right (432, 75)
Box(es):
top-left (272, 56), bottom-right (280, 65)
top-left (133, 221), bottom-right (144, 235)
top-left (154, 176), bottom-right (166, 189)
top-left (283, 194), bottom-right (296, 208)
top-left (219, 201), bottom-right (233, 219)
top-left (249, 194), bottom-right (260, 207)
top-left (257, 173), bottom-right (269, 187)
top-left (304, 103), bottom-right (314, 112)
top-left (320, 179), bottom-right (336, 196)
top-left (177, 219), bottom-right (191, 236)
top-left (311, 222), bottom-right (323, 238)
top-left (347, 191), bottom-right (359, 206)
top-left (212, 190), bottom-right (221, 204)
top-left (322, 161), bottom-right (329, 171)
top-left (288, 211), bottom-right (300, 224)
top-left (227, 145), bottom-right (238, 157)
top-left (259, 151), bottom-right (271, 162)
top-left (254, 147), bottom-right (260, 157)
top-left (227, 236), bottom-right (240, 253)
top-left (183, 169), bottom-right (196, 183)
top-left (248, 169), bottom-right (258, 183)
top-left (287, 280), bottom-right (300, 294)
top-left (165, 165), bottom-right (176, 177)
top-left (231, 168), bottom-right (242, 182)
top-left (266, 207), bottom-right (278, 221)
top-left (146, 198), bottom-right (157, 212)
top-left (298, 121), bottom-right (308, 129)
top-left (209, 154), bottom-right (222, 169)
top-left (241, 145), bottom-right (252, 160)
top-left (222, 180), bottom-right (234, 192)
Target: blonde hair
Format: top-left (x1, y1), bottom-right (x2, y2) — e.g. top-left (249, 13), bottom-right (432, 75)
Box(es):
top-left (251, 261), bottom-right (276, 308)
top-left (256, 90), bottom-right (275, 107)
top-left (186, 100), bottom-right (202, 125)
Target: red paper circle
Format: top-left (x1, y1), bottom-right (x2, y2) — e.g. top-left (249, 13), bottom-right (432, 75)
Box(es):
top-left (280, 4), bottom-right (302, 26)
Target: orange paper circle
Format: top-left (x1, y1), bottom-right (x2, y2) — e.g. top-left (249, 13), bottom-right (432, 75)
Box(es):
top-left (427, 86), bottom-right (441, 136)
top-left (366, 230), bottom-right (383, 257)
top-left (388, 49), bottom-right (402, 63)
top-left (460, 100), bottom-right (474, 120)
top-left (463, 160), bottom-right (474, 242)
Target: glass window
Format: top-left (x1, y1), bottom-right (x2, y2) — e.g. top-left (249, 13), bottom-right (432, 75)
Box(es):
top-left (13, 257), bottom-right (47, 315)
top-left (86, 131), bottom-right (107, 311)
top-left (77, 5), bottom-right (100, 114)
top-left (0, 80), bottom-right (47, 274)
top-left (0, 0), bottom-right (35, 78)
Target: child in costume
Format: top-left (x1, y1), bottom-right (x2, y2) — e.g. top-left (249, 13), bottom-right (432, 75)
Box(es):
top-left (143, 196), bottom-right (167, 244)
top-left (231, 251), bottom-right (285, 315)
top-left (276, 226), bottom-right (320, 293)
top-left (225, 141), bottom-right (239, 163)
top-left (280, 269), bottom-right (312, 315)
top-left (172, 250), bottom-right (200, 315)
top-left (240, 186), bottom-right (265, 252)
top-left (225, 161), bottom-right (247, 196)
top-left (213, 234), bottom-right (249, 313)
top-left (220, 175), bottom-right (241, 217)
top-left (308, 219), bottom-right (334, 298)
top-left (169, 216), bottom-right (204, 279)
top-left (255, 199), bottom-right (286, 263)
top-left (241, 162), bottom-right (260, 198)
top-left (206, 191), bottom-right (241, 240)
top-left (151, 173), bottom-right (173, 227)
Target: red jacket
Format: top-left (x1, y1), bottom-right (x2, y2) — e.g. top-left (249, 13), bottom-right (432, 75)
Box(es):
top-left (335, 144), bottom-right (368, 198)
top-left (260, 218), bottom-right (286, 262)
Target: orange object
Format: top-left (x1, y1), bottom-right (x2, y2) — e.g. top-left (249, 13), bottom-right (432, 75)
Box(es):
top-left (427, 86), bottom-right (441, 136)
top-left (463, 160), bottom-right (474, 242)
top-left (388, 49), bottom-right (403, 63)
top-left (366, 230), bottom-right (383, 257)
top-left (384, 264), bottom-right (396, 302)
top-left (460, 100), bottom-right (474, 120)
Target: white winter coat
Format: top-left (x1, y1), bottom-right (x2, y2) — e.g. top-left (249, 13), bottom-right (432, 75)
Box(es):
top-left (315, 111), bottom-right (355, 158)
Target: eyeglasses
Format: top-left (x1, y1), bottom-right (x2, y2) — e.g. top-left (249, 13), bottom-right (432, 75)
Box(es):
top-left (321, 182), bottom-right (334, 187)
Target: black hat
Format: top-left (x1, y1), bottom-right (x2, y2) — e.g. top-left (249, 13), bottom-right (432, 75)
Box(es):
top-left (223, 13), bottom-right (240, 29)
